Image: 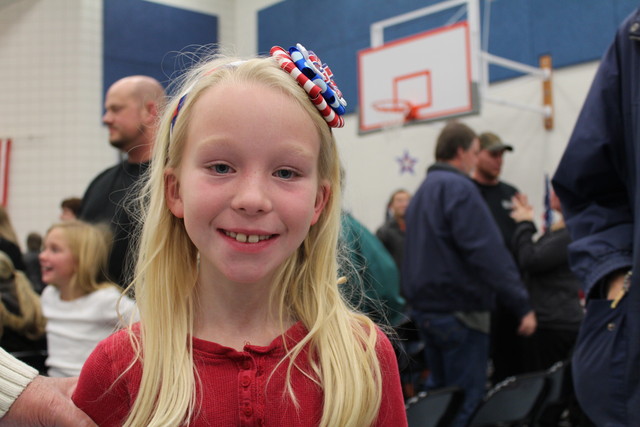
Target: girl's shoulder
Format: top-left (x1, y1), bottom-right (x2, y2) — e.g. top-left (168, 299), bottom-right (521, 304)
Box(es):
top-left (350, 318), bottom-right (398, 361)
top-left (373, 324), bottom-right (397, 359)
top-left (89, 324), bottom-right (139, 355)
top-left (79, 325), bottom-right (141, 382)
top-left (88, 285), bottom-right (135, 309)
top-left (91, 284), bottom-right (125, 297)
top-left (73, 326), bottom-right (141, 424)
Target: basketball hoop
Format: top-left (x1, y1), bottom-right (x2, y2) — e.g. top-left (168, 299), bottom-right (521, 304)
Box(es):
top-left (372, 99), bottom-right (419, 123)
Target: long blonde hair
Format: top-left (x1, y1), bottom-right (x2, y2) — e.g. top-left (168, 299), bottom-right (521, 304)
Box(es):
top-left (0, 207), bottom-right (19, 248)
top-left (45, 221), bottom-right (115, 296)
top-left (0, 251), bottom-right (45, 339)
top-left (125, 54), bottom-right (383, 426)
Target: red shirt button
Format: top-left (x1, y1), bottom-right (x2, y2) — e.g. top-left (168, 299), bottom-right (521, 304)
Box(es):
top-left (241, 376), bottom-right (251, 387)
top-left (243, 407), bottom-right (253, 416)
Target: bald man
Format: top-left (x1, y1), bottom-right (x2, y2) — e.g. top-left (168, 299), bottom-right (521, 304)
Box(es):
top-left (78, 76), bottom-right (166, 288)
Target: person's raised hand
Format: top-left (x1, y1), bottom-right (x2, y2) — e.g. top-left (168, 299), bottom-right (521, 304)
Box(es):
top-left (510, 193), bottom-right (534, 223)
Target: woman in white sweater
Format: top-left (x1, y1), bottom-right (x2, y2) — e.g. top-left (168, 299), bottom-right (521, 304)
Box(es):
top-left (0, 346), bottom-right (95, 426)
top-left (39, 221), bottom-right (137, 377)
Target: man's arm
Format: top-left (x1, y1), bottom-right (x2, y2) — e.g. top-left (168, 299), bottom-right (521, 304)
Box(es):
top-left (0, 348), bottom-right (96, 427)
top-left (448, 180), bottom-right (534, 322)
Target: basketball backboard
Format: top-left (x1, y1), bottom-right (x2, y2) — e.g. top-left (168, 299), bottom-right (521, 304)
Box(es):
top-left (358, 21), bottom-right (479, 133)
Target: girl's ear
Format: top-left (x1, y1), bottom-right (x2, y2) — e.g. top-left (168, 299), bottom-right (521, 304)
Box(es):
top-left (311, 181), bottom-right (331, 226)
top-left (164, 169), bottom-right (184, 218)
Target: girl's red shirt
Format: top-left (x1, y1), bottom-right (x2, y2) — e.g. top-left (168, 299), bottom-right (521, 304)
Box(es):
top-left (72, 322), bottom-right (408, 426)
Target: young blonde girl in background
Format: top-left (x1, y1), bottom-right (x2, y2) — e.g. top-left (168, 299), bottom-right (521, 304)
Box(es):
top-left (40, 220), bottom-right (137, 377)
top-left (73, 45), bottom-right (407, 426)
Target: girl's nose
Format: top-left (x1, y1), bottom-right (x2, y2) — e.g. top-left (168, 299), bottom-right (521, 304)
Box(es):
top-left (230, 173), bottom-right (273, 215)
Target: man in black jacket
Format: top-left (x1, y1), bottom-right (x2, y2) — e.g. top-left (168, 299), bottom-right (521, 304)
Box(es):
top-left (472, 131), bottom-right (526, 383)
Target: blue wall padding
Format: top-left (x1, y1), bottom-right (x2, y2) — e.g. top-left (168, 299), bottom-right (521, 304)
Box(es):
top-left (103, 0), bottom-right (218, 97)
top-left (258, 0), bottom-right (637, 115)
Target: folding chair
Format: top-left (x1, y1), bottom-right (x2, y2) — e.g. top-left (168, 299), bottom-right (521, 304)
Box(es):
top-left (467, 370), bottom-right (548, 427)
top-left (406, 386), bottom-right (464, 427)
top-left (530, 360), bottom-right (571, 426)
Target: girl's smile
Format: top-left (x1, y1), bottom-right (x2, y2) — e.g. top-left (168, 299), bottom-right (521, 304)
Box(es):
top-left (220, 229), bottom-right (277, 254)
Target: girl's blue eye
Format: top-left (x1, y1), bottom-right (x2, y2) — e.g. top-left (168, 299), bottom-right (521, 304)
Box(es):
top-left (275, 169), bottom-right (295, 179)
top-left (213, 164), bottom-right (231, 174)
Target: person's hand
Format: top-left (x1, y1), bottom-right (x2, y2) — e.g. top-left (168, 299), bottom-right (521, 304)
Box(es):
top-left (510, 193), bottom-right (534, 223)
top-left (0, 376), bottom-right (96, 427)
top-left (517, 310), bottom-right (537, 336)
top-left (606, 272), bottom-right (628, 301)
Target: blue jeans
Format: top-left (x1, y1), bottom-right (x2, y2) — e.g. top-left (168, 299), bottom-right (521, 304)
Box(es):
top-left (412, 311), bottom-right (489, 427)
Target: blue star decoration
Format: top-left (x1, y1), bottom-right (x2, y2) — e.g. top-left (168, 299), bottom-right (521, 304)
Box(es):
top-left (396, 150), bottom-right (418, 175)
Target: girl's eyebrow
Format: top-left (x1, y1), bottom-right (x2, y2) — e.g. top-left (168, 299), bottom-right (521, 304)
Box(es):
top-left (280, 144), bottom-right (316, 159)
top-left (192, 137), bottom-right (317, 159)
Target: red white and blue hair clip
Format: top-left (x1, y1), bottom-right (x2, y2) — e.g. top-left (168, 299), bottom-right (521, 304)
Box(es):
top-left (271, 43), bottom-right (347, 128)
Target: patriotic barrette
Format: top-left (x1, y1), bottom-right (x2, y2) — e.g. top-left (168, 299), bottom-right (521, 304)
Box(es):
top-left (170, 92), bottom-right (188, 137)
top-left (270, 43), bottom-right (347, 128)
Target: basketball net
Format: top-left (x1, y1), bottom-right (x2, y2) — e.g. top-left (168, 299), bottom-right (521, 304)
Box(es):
top-left (373, 99), bottom-right (418, 135)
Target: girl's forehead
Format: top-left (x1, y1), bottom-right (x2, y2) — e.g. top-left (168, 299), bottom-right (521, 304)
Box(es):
top-left (196, 81), bottom-right (272, 103)
top-left (187, 83), bottom-right (318, 145)
top-left (46, 228), bottom-right (68, 242)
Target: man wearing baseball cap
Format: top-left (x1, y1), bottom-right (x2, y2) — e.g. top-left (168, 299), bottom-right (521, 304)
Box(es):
top-left (473, 132), bottom-right (517, 245)
top-left (472, 131), bottom-right (525, 384)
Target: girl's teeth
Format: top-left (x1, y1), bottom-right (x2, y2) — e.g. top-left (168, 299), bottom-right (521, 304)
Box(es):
top-left (226, 231), bottom-right (269, 243)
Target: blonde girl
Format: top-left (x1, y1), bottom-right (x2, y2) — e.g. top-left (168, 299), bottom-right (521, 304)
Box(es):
top-left (40, 221), bottom-right (136, 377)
top-left (73, 46), bottom-right (406, 426)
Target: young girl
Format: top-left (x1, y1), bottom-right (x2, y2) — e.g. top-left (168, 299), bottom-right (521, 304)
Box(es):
top-left (40, 220), bottom-right (137, 377)
top-left (73, 45), bottom-right (407, 426)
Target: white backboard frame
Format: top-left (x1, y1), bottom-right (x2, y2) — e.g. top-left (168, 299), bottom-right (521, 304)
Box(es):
top-left (358, 0), bottom-right (553, 133)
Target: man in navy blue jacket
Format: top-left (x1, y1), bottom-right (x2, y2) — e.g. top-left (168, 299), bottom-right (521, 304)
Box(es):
top-left (403, 121), bottom-right (536, 427)
top-left (553, 8), bottom-right (640, 426)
